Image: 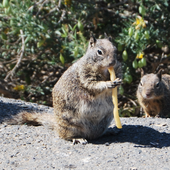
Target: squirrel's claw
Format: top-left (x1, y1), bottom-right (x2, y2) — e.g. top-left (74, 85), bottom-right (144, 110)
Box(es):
top-left (72, 138), bottom-right (88, 145)
top-left (107, 78), bottom-right (122, 89)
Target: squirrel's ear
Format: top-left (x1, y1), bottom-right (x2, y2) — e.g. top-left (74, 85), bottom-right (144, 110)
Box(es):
top-left (89, 35), bottom-right (96, 48)
top-left (104, 32), bottom-right (112, 41)
top-left (157, 69), bottom-right (162, 80)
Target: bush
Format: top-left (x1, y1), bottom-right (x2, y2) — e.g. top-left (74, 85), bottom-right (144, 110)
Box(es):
top-left (0, 0), bottom-right (170, 116)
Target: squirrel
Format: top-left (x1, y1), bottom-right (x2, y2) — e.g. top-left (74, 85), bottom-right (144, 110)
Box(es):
top-left (137, 69), bottom-right (170, 118)
top-left (5, 36), bottom-right (122, 144)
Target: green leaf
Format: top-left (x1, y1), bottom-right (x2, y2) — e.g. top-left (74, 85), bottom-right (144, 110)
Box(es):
top-left (73, 46), bottom-right (79, 57)
top-left (122, 50), bottom-right (128, 61)
top-left (164, 1), bottom-right (168, 6)
top-left (24, 36), bottom-right (31, 44)
top-left (38, 25), bottom-right (45, 30)
top-left (139, 5), bottom-right (145, 16)
top-left (59, 53), bottom-right (65, 65)
top-left (72, 24), bottom-right (77, 31)
top-left (5, 6), bottom-right (12, 15)
top-left (1, 32), bottom-right (7, 40)
top-left (78, 20), bottom-right (84, 32)
top-left (117, 44), bottom-right (123, 51)
top-left (155, 4), bottom-right (161, 10)
top-left (132, 59), bottom-right (138, 69)
top-left (156, 40), bottom-right (163, 48)
top-left (45, 34), bottom-right (50, 38)
top-left (68, 24), bottom-right (73, 31)
top-left (134, 31), bottom-right (139, 41)
top-left (37, 40), bottom-right (45, 48)
top-left (138, 60), bottom-right (143, 68)
top-left (128, 27), bottom-right (133, 37)
top-left (119, 85), bottom-right (124, 95)
top-left (55, 30), bottom-right (61, 36)
top-left (61, 27), bottom-right (67, 37)
top-left (141, 57), bottom-right (147, 66)
top-left (144, 31), bottom-right (150, 39)
top-left (3, 0), bottom-right (9, 8)
top-left (124, 74), bottom-right (133, 84)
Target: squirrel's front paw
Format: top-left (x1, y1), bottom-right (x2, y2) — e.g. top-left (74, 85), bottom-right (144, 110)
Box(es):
top-left (107, 78), bottom-right (122, 89)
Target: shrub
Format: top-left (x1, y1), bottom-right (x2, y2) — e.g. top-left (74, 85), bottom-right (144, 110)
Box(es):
top-left (0, 0), bottom-right (170, 116)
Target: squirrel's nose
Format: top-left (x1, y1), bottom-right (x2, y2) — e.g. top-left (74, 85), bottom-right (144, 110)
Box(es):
top-left (145, 92), bottom-right (152, 98)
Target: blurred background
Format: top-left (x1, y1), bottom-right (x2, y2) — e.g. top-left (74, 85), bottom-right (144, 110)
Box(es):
top-left (0, 0), bottom-right (170, 117)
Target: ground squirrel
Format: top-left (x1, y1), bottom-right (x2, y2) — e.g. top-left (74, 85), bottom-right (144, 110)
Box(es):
top-left (137, 69), bottom-right (170, 118)
top-left (6, 36), bottom-right (122, 144)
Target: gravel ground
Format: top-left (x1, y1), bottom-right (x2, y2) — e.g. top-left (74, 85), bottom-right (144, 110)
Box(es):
top-left (0, 97), bottom-right (170, 170)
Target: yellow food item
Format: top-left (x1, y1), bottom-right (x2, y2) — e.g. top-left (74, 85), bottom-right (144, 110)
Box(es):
top-left (108, 67), bottom-right (122, 129)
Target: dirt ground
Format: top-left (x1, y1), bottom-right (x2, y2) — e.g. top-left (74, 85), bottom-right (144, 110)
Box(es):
top-left (0, 97), bottom-right (170, 170)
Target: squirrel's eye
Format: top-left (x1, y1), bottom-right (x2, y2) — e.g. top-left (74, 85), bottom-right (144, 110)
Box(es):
top-left (156, 82), bottom-right (160, 88)
top-left (97, 49), bottom-right (103, 55)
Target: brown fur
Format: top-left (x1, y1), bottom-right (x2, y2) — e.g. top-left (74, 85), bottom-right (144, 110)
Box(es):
top-left (6, 36), bottom-right (122, 143)
top-left (137, 70), bottom-right (170, 118)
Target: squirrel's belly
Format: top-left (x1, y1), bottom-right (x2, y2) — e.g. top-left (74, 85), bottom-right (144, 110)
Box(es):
top-left (79, 96), bottom-right (113, 119)
top-left (82, 111), bottom-right (113, 140)
top-left (78, 97), bottom-right (114, 139)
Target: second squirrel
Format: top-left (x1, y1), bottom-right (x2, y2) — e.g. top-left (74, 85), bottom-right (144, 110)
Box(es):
top-left (137, 70), bottom-right (170, 118)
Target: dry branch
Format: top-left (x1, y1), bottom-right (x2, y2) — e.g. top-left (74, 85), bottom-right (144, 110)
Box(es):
top-left (5, 30), bottom-right (25, 81)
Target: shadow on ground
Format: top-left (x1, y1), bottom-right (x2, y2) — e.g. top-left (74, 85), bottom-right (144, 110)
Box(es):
top-left (90, 125), bottom-right (170, 148)
top-left (0, 99), bottom-right (52, 122)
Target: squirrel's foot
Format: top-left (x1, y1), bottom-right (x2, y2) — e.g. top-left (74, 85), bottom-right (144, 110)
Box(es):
top-left (72, 138), bottom-right (88, 145)
top-left (107, 78), bottom-right (122, 89)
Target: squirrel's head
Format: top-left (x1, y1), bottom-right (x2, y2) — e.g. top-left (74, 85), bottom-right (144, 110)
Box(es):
top-left (86, 35), bottom-right (118, 69)
top-left (138, 70), bottom-right (164, 100)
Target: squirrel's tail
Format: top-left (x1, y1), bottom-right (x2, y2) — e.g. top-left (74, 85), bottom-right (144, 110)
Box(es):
top-left (6, 111), bottom-right (56, 128)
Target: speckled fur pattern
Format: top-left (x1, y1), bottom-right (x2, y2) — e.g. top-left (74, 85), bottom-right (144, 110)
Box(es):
top-left (52, 37), bottom-right (122, 141)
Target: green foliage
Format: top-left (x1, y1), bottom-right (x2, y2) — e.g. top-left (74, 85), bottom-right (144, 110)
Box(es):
top-left (115, 0), bottom-right (170, 92)
top-left (57, 23), bottom-right (88, 63)
top-left (0, 0), bottom-right (170, 116)
top-left (114, 0), bottom-right (170, 116)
